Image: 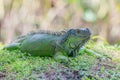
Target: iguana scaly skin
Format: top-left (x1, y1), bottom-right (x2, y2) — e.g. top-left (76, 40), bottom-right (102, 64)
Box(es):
top-left (4, 28), bottom-right (91, 62)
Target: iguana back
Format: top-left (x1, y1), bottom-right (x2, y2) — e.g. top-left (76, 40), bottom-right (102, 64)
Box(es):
top-left (21, 33), bottom-right (62, 56)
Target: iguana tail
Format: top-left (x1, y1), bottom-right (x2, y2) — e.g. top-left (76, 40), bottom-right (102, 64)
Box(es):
top-left (3, 43), bottom-right (20, 50)
top-left (3, 35), bottom-right (26, 51)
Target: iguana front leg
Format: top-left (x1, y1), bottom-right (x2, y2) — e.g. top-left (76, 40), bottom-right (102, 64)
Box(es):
top-left (54, 42), bottom-right (68, 63)
top-left (53, 52), bottom-right (68, 63)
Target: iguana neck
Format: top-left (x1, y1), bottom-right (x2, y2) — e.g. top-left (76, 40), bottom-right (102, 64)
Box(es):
top-left (57, 33), bottom-right (75, 56)
top-left (59, 31), bottom-right (71, 44)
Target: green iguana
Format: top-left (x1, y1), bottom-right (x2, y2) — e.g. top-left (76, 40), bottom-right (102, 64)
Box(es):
top-left (4, 28), bottom-right (91, 62)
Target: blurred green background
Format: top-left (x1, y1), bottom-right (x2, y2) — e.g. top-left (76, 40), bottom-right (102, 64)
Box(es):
top-left (0, 0), bottom-right (120, 44)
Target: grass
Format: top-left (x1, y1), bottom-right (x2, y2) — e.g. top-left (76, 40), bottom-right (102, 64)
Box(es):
top-left (0, 40), bottom-right (120, 80)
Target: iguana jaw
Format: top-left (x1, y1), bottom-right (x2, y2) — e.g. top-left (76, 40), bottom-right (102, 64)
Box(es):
top-left (68, 36), bottom-right (90, 57)
top-left (69, 36), bottom-right (90, 49)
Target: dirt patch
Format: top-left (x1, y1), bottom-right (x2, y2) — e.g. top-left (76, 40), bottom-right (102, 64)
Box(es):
top-left (89, 58), bottom-right (120, 79)
top-left (29, 65), bottom-right (96, 80)
top-left (29, 58), bottom-right (120, 80)
top-left (0, 72), bottom-right (7, 80)
top-left (42, 66), bottom-right (82, 80)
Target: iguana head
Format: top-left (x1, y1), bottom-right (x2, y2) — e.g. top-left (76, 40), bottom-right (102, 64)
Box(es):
top-left (66, 28), bottom-right (91, 48)
top-left (62, 28), bottom-right (91, 56)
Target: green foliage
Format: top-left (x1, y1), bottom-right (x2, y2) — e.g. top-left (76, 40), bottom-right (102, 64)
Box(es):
top-left (0, 50), bottom-right (57, 79)
top-left (67, 54), bottom-right (96, 70)
top-left (0, 40), bottom-right (120, 79)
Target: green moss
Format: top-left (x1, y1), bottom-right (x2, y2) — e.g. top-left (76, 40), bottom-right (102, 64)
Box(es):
top-left (0, 40), bottom-right (120, 79)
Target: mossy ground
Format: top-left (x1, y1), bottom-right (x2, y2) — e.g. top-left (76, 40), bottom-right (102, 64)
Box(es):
top-left (0, 40), bottom-right (120, 80)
